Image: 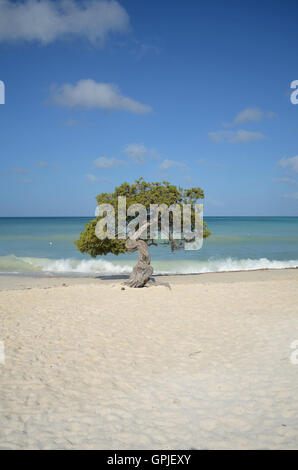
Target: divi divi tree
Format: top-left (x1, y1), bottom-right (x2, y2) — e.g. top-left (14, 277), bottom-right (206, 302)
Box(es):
top-left (75, 178), bottom-right (210, 287)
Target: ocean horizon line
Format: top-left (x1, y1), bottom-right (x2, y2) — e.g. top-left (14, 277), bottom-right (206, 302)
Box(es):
top-left (0, 215), bottom-right (298, 219)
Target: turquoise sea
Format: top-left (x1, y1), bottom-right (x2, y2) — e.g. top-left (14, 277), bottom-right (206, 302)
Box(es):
top-left (0, 217), bottom-right (298, 276)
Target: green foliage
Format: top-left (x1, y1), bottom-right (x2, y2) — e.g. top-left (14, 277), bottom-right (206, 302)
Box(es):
top-left (74, 218), bottom-right (126, 257)
top-left (74, 178), bottom-right (211, 257)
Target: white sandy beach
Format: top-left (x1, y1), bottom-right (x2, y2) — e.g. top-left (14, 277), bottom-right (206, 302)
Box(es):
top-left (0, 269), bottom-right (298, 450)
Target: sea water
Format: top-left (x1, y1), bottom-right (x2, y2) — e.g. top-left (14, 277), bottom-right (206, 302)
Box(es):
top-left (0, 216), bottom-right (297, 276)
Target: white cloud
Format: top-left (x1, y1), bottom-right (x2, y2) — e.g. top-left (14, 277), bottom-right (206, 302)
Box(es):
top-left (0, 0), bottom-right (130, 44)
top-left (37, 160), bottom-right (60, 170)
top-left (19, 177), bottom-right (33, 184)
top-left (37, 161), bottom-right (49, 167)
top-left (223, 107), bottom-right (277, 127)
top-left (93, 156), bottom-right (125, 168)
top-left (273, 177), bottom-right (298, 186)
top-left (134, 42), bottom-right (160, 61)
top-left (283, 192), bottom-right (298, 200)
top-left (9, 167), bottom-right (28, 174)
top-left (86, 173), bottom-right (99, 182)
top-left (278, 156), bottom-right (298, 173)
top-left (208, 129), bottom-right (266, 143)
top-left (234, 107), bottom-right (263, 124)
top-left (124, 143), bottom-right (147, 163)
top-left (86, 174), bottom-right (111, 183)
top-left (124, 143), bottom-right (159, 163)
top-left (159, 159), bottom-right (186, 170)
top-left (51, 79), bottom-right (152, 114)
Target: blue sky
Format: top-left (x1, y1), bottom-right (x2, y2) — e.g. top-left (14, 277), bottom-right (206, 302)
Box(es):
top-left (0, 0), bottom-right (298, 216)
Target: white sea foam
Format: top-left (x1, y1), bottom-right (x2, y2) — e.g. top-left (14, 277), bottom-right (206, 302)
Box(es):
top-left (0, 255), bottom-right (298, 276)
top-left (41, 258), bottom-right (132, 274)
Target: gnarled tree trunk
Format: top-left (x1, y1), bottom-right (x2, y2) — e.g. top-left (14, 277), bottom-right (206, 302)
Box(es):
top-left (125, 239), bottom-right (153, 288)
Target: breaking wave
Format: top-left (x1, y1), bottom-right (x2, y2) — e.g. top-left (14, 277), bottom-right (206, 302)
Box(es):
top-left (0, 254), bottom-right (298, 276)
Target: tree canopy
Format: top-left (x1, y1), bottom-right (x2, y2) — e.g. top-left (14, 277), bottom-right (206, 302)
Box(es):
top-left (74, 178), bottom-right (211, 258)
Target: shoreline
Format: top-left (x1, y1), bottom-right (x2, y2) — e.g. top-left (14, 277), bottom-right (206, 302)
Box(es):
top-left (0, 267), bottom-right (297, 290)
